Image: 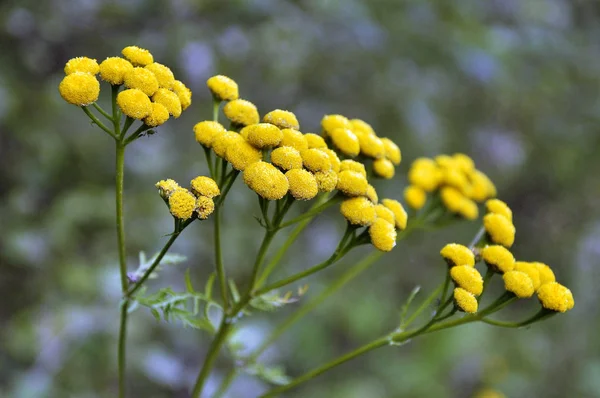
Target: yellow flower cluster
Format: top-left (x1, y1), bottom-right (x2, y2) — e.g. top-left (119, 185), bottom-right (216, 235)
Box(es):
top-left (483, 199), bottom-right (515, 247)
top-left (156, 176), bottom-right (218, 220)
top-left (440, 243), bottom-right (480, 312)
top-left (59, 56), bottom-right (101, 106)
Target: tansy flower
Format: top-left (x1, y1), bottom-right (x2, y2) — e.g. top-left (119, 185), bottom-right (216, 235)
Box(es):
top-left (532, 262), bottom-right (556, 286)
top-left (145, 62), bottom-right (175, 89)
top-left (404, 185), bottom-right (426, 210)
top-left (64, 57), bottom-right (99, 75)
top-left (320, 148), bottom-right (341, 173)
top-left (155, 179), bottom-right (180, 198)
top-left (374, 204), bottom-right (395, 225)
top-left (190, 176), bottom-right (220, 198)
top-left (243, 161), bottom-right (289, 200)
top-left (452, 153), bottom-right (475, 174)
top-left (381, 138), bottom-right (401, 165)
top-left (124, 67), bottom-right (159, 96)
top-left (99, 57), bottom-right (134, 85)
top-left (224, 99), bottom-right (259, 126)
top-left (143, 102), bottom-right (170, 127)
top-left (321, 114), bottom-right (351, 136)
top-left (480, 245), bottom-right (515, 273)
top-left (207, 75), bottom-right (239, 101)
top-left (486, 199), bottom-right (513, 222)
top-left (314, 170), bottom-right (338, 192)
top-left (380, 199), bottom-right (407, 230)
top-left (483, 213), bottom-right (515, 248)
top-left (440, 186), bottom-right (465, 213)
top-left (358, 133), bottom-right (385, 159)
top-left (365, 184), bottom-right (378, 204)
top-left (196, 196), bottom-right (215, 219)
top-left (279, 129), bottom-right (308, 151)
top-left (117, 89), bottom-right (152, 119)
top-left (122, 46), bottom-right (154, 66)
top-left (469, 170), bottom-right (497, 202)
top-left (330, 128), bottom-right (360, 157)
top-left (304, 133), bottom-right (328, 149)
top-left (440, 243), bottom-right (475, 267)
top-left (212, 131), bottom-right (244, 159)
top-left (193, 121), bottom-right (226, 148)
top-left (271, 147), bottom-right (303, 171)
top-left (152, 88), bottom-right (182, 117)
top-left (350, 118), bottom-right (375, 135)
top-left (369, 218), bottom-right (397, 252)
top-left (245, 123), bottom-right (283, 148)
top-left (503, 271), bottom-right (535, 298)
top-left (458, 197), bottom-right (479, 220)
top-left (168, 189), bottom-right (196, 220)
top-left (454, 287), bottom-right (477, 313)
top-left (286, 169), bottom-right (318, 200)
top-left (172, 80), bottom-right (192, 110)
top-left (263, 109), bottom-right (300, 130)
top-left (537, 282), bottom-right (574, 312)
top-left (441, 167), bottom-right (469, 193)
top-left (301, 148), bottom-right (332, 173)
top-left (336, 170), bottom-right (368, 197)
top-left (373, 158), bottom-right (395, 179)
top-left (514, 262), bottom-right (541, 290)
top-left (450, 265), bottom-right (484, 296)
top-left (339, 160), bottom-right (366, 177)
top-left (435, 155), bottom-right (457, 169)
top-left (59, 72), bottom-right (100, 106)
top-left (227, 139), bottom-right (263, 171)
top-left (340, 197), bottom-right (376, 226)
top-left (408, 158), bottom-right (439, 192)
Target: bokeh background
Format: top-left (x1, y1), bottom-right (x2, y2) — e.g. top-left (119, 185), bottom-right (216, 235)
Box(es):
top-left (1, 0), bottom-right (599, 397)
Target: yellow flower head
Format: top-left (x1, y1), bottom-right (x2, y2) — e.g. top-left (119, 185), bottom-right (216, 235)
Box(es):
top-left (435, 154), bottom-right (457, 169)
top-left (404, 185), bottom-right (427, 210)
top-left (305, 133), bottom-right (328, 149)
top-left (373, 158), bottom-right (395, 179)
top-left (243, 161), bottom-right (289, 200)
top-left (369, 218), bottom-right (397, 252)
top-left (271, 146), bottom-right (303, 171)
top-left (143, 102), bottom-right (170, 127)
top-left (116, 89), bottom-right (152, 119)
top-left (381, 198), bottom-right (408, 230)
top-left (452, 153), bottom-right (475, 174)
top-left (537, 282), bottom-right (574, 312)
top-left (152, 88), bottom-right (182, 118)
top-left (168, 189), bottom-right (196, 220)
top-left (207, 75), bottom-right (239, 101)
top-left (340, 196), bottom-right (376, 226)
top-left (350, 118), bottom-right (375, 136)
top-left (483, 213), bottom-right (515, 248)
top-left (212, 130), bottom-right (244, 159)
top-left (122, 46), bottom-right (154, 66)
top-left (64, 57), bottom-right (99, 75)
top-left (227, 138), bottom-right (263, 171)
top-left (314, 170), bottom-right (338, 193)
top-left (124, 67), bottom-right (159, 96)
top-left (336, 170), bottom-right (368, 197)
top-left (532, 262), bottom-right (556, 286)
top-left (99, 57), bottom-right (134, 85)
top-left (440, 186), bottom-right (465, 213)
top-left (441, 167), bottom-right (469, 192)
top-left (279, 129), bottom-right (308, 151)
top-left (301, 148), bottom-right (332, 173)
top-left (155, 179), bottom-right (180, 198)
top-left (486, 199), bottom-right (513, 222)
top-left (172, 80), bottom-right (192, 110)
top-left (440, 243), bottom-right (475, 267)
top-left (224, 99), bottom-right (259, 126)
top-left (322, 114), bottom-right (351, 136)
top-left (381, 137), bottom-right (401, 165)
top-left (374, 204), bottom-right (395, 225)
top-left (59, 72), bottom-right (100, 106)
top-left (481, 245), bottom-right (515, 273)
top-left (339, 159), bottom-right (366, 177)
top-left (320, 148), bottom-right (341, 173)
top-left (458, 197), bottom-right (479, 221)
top-left (514, 261), bottom-right (541, 291)
top-left (286, 169), bottom-right (318, 200)
top-left (245, 123), bottom-right (283, 148)
top-left (190, 176), bottom-right (220, 198)
top-left (454, 287), bottom-right (478, 313)
top-left (193, 121), bottom-right (226, 148)
top-left (263, 109), bottom-right (300, 130)
top-left (365, 184), bottom-right (378, 204)
top-left (145, 62), bottom-right (175, 89)
top-left (408, 158), bottom-right (439, 191)
top-left (196, 196), bottom-right (215, 220)
top-left (358, 133), bottom-right (385, 159)
top-left (503, 271), bottom-right (535, 298)
top-left (469, 169), bottom-right (497, 202)
top-left (330, 128), bottom-right (360, 157)
top-left (450, 265), bottom-right (484, 296)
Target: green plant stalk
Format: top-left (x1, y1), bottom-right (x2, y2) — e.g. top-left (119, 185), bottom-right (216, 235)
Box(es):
top-left (82, 106), bottom-right (117, 138)
top-left (214, 205), bottom-right (230, 311)
top-left (93, 102), bottom-right (113, 120)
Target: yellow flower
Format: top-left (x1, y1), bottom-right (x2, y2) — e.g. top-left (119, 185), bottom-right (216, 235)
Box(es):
top-left (454, 287), bottom-right (477, 313)
top-left (358, 133), bottom-right (385, 159)
top-left (193, 121), bottom-right (226, 148)
top-left (435, 154), bottom-right (457, 169)
top-left (503, 271), bottom-right (535, 298)
top-left (322, 114), bottom-right (351, 136)
top-left (408, 158), bottom-right (439, 191)
top-left (212, 131), bottom-right (244, 159)
top-left (143, 102), bottom-right (170, 127)
top-left (99, 57), bottom-right (134, 85)
top-left (301, 148), bottom-right (332, 173)
top-left (339, 160), bottom-right (366, 177)
top-left (190, 176), bottom-right (220, 198)
top-left (223, 99), bottom-right (259, 126)
top-left (458, 197), bottom-right (479, 220)
top-left (168, 189), bottom-right (196, 220)
top-left (483, 213), bottom-right (515, 248)
top-left (369, 218), bottom-right (397, 251)
top-left (122, 46), bottom-right (154, 66)
top-left (373, 158), bottom-right (395, 179)
top-left (365, 184), bottom-right (378, 204)
top-left (207, 75), bottom-right (239, 101)
top-left (172, 80), bottom-right (192, 110)
top-left (480, 245), bottom-right (515, 273)
top-left (485, 199), bottom-right (513, 222)
top-left (59, 72), bottom-right (100, 106)
top-left (243, 161), bottom-right (289, 200)
top-left (64, 57), bottom-right (99, 75)
top-left (196, 196), bottom-right (215, 220)
top-left (404, 185), bottom-right (426, 210)
top-left (450, 265), bottom-right (483, 296)
top-left (374, 204), bottom-right (395, 225)
top-left (469, 169), bottom-right (497, 202)
top-left (452, 153), bottom-right (475, 174)
top-left (116, 89), bottom-right (152, 119)
top-left (314, 170), bottom-right (338, 192)
top-left (336, 170), bottom-right (368, 197)
top-left (330, 128), bottom-right (360, 157)
top-left (304, 133), bottom-right (328, 149)
top-left (440, 186), bottom-right (465, 213)
top-left (381, 138), bottom-right (401, 165)
top-left (532, 262), bottom-right (556, 286)
top-left (440, 243), bottom-right (475, 267)
top-left (145, 62), bottom-right (175, 89)
top-left (320, 148), bottom-right (341, 173)
top-left (263, 109), bottom-right (300, 130)
top-left (350, 118), bottom-right (375, 136)
top-left (537, 282), bottom-right (574, 312)
top-left (279, 129), bottom-right (308, 151)
top-left (155, 179), bottom-right (180, 198)
top-left (271, 147), bottom-right (303, 171)
top-left (340, 197), bottom-right (376, 226)
top-left (514, 261), bottom-right (541, 291)
top-left (245, 123), bottom-right (283, 148)
top-left (152, 88), bottom-right (182, 118)
top-left (124, 67), bottom-right (159, 96)
top-left (381, 199), bottom-right (407, 230)
top-left (441, 167), bottom-right (469, 193)
top-left (227, 138), bottom-right (263, 171)
top-left (286, 169), bottom-right (318, 200)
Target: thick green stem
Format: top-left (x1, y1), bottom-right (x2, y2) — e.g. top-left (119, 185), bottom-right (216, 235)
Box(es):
top-left (249, 230), bottom-right (277, 291)
top-left (191, 320), bottom-right (232, 398)
top-left (118, 300), bottom-right (128, 398)
top-left (214, 205), bottom-right (230, 311)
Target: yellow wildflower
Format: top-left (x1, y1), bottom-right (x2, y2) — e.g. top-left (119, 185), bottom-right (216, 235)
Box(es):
top-left (450, 265), bottom-right (483, 296)
top-left (441, 167), bottom-right (469, 193)
top-left (59, 72), bottom-right (100, 106)
top-left (440, 186), bottom-right (465, 213)
top-left (373, 158), bottom-right (395, 179)
top-left (503, 271), bottom-right (535, 298)
top-left (223, 99), bottom-right (259, 126)
top-left (124, 67), bottom-right (159, 96)
top-left (143, 102), bottom-right (170, 127)
top-left (116, 89), bottom-right (152, 119)
top-left (99, 57), bottom-right (134, 85)
top-left (279, 129), bottom-right (308, 151)
top-left (454, 287), bottom-right (477, 313)
top-left (532, 262), bottom-right (556, 286)
top-left (271, 147), bottom-right (303, 171)
top-left (64, 57), bottom-right (99, 75)
top-left (227, 138), bottom-right (263, 171)
top-left (245, 123), bottom-right (283, 148)
top-left (122, 46), bottom-right (154, 66)
top-left (514, 262), bottom-right (541, 291)
top-left (380, 199), bottom-right (407, 230)
top-left (408, 158), bottom-right (439, 191)
top-left (320, 148), bottom-right (341, 173)
top-left (435, 155), bottom-right (457, 169)
top-left (243, 161), bottom-right (289, 200)
top-left (483, 213), bottom-right (515, 248)
top-left (452, 153), bottom-right (475, 174)
top-left (321, 114), bottom-right (350, 136)
top-left (286, 169), bottom-right (318, 200)
top-left (314, 170), bottom-right (338, 192)
top-left (339, 160), bottom-right (366, 177)
top-left (458, 197), bottom-right (479, 221)
top-left (263, 109), bottom-right (300, 130)
top-left (340, 197), bottom-right (376, 226)
top-left (369, 218), bottom-right (397, 252)
top-left (196, 196), bottom-right (215, 220)
top-left (190, 176), bottom-right (220, 198)
top-left (330, 128), bottom-right (360, 157)
top-left (469, 170), bottom-right (497, 202)
top-left (350, 118), bottom-right (375, 136)
top-left (206, 75), bottom-right (239, 101)
top-left (155, 179), bottom-right (180, 198)
top-left (381, 138), bottom-right (401, 165)
top-left (301, 148), bottom-right (332, 173)
top-left (168, 189), bottom-right (196, 220)
top-left (172, 80), bottom-right (192, 110)
top-left (304, 133), bottom-right (328, 149)
top-left (374, 204), bottom-right (395, 225)
top-left (537, 282), bottom-right (574, 312)
top-left (193, 121), bottom-right (226, 148)
top-left (480, 245), bottom-right (515, 273)
top-left (145, 62), bottom-right (175, 89)
top-left (212, 131), bottom-right (244, 159)
top-left (358, 133), bottom-right (385, 159)
top-left (440, 243), bottom-right (475, 267)
top-left (365, 184), bottom-right (378, 204)
top-left (486, 199), bottom-right (513, 222)
top-left (404, 185), bottom-right (426, 210)
top-left (152, 88), bottom-right (182, 117)
top-left (336, 170), bottom-right (368, 197)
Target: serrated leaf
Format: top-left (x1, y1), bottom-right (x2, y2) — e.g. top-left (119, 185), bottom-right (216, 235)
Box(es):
top-left (250, 291), bottom-right (298, 312)
top-left (399, 285), bottom-right (421, 328)
top-left (245, 363), bottom-right (291, 386)
top-left (150, 308), bottom-right (161, 321)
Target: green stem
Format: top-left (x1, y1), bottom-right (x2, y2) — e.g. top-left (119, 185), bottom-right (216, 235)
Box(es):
top-left (82, 106), bottom-right (117, 138)
top-left (478, 268), bottom-right (494, 303)
top-left (93, 102), bottom-right (113, 120)
top-left (203, 147), bottom-right (215, 180)
top-left (277, 195), bottom-right (342, 229)
top-left (481, 309), bottom-right (555, 328)
top-left (402, 282), bottom-right (444, 328)
top-left (118, 300), bottom-right (128, 398)
top-left (249, 230), bottom-right (277, 291)
top-left (214, 205), bottom-right (230, 311)
top-left (123, 124), bottom-right (151, 145)
top-left (190, 320), bottom-right (232, 398)
top-left (214, 367), bottom-right (239, 398)
top-left (213, 99), bottom-right (221, 122)
top-left (469, 226), bottom-right (486, 249)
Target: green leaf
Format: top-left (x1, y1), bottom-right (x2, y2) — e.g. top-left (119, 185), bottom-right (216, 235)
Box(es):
top-left (399, 285), bottom-right (421, 328)
top-left (185, 268), bottom-right (194, 293)
top-left (245, 363), bottom-right (291, 386)
top-left (205, 272), bottom-right (216, 300)
top-left (250, 291), bottom-right (298, 312)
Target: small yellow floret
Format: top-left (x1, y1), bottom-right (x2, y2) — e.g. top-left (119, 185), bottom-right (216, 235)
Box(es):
top-left (358, 134), bottom-right (385, 159)
top-left (440, 187), bottom-right (465, 213)
top-left (207, 75), bottom-right (239, 101)
top-left (441, 167), bottom-right (469, 192)
top-left (172, 80), bottom-right (192, 110)
top-left (271, 147), bottom-right (303, 171)
top-left (374, 204), bottom-right (395, 225)
top-left (336, 170), bottom-right (368, 197)
top-left (450, 265), bottom-right (483, 296)
top-left (408, 158), bottom-right (439, 191)
top-left (369, 218), bottom-right (397, 252)
top-left (322, 114), bottom-right (351, 136)
top-left (314, 170), bottom-right (338, 192)
top-left (319, 148), bottom-right (341, 173)
top-left (483, 213), bottom-right (515, 248)
top-left (190, 176), bottom-right (220, 198)
top-left (486, 199), bottom-right (513, 222)
top-left (212, 131), bottom-right (244, 159)
top-left (440, 243), bottom-right (475, 267)
top-left (143, 102), bottom-right (170, 127)
top-left (224, 99), bottom-right (259, 126)
top-left (340, 197), bottom-right (376, 226)
top-left (365, 184), bottom-right (378, 204)
top-left (117, 89), bottom-right (152, 119)
top-left (301, 148), bottom-right (332, 173)
top-left (532, 262), bottom-right (556, 286)
top-left (452, 153), bottom-right (475, 174)
top-left (155, 179), bottom-right (180, 198)
top-left (304, 133), bottom-right (328, 149)
top-left (454, 287), bottom-right (478, 313)
top-left (537, 282), bottom-right (574, 312)
top-left (263, 109), bottom-right (300, 130)
top-left (193, 121), bottom-right (226, 148)
top-left (404, 185), bottom-right (427, 210)
top-left (196, 196), bottom-right (215, 219)
top-left (503, 271), bottom-right (535, 298)
top-left (514, 262), bottom-right (541, 291)
top-left (286, 169), bottom-right (318, 200)
top-left (339, 160), bottom-right (366, 177)
top-left (64, 57), bottom-right (99, 75)
top-left (227, 138), bottom-right (263, 171)
top-left (124, 67), bottom-right (159, 96)
top-left (380, 199), bottom-right (407, 230)
top-left (243, 161), bottom-right (289, 200)
top-left (59, 72), bottom-right (100, 106)
top-left (481, 245), bottom-right (515, 273)
top-left (279, 129), bottom-right (308, 151)
top-left (145, 62), bottom-right (175, 89)
top-left (122, 46), bottom-right (154, 66)
top-left (469, 170), bottom-right (497, 201)
top-left (152, 88), bottom-right (182, 118)
top-left (99, 57), bottom-right (134, 85)
top-left (330, 128), bottom-right (360, 157)
top-left (350, 119), bottom-right (375, 135)
top-left (245, 123), bottom-right (283, 148)
top-left (381, 138), bottom-right (401, 165)
top-left (458, 197), bottom-right (479, 220)
top-left (373, 158), bottom-right (395, 179)
top-left (168, 189), bottom-right (196, 220)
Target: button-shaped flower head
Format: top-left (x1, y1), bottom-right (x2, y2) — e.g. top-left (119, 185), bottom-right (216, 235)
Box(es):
top-left (99, 57), bottom-right (134, 85)
top-left (122, 46), bottom-right (154, 66)
top-left (304, 133), bottom-right (328, 149)
top-left (144, 103), bottom-right (170, 127)
top-left (483, 213), bottom-right (515, 248)
top-left (450, 265), bottom-right (483, 296)
top-left (480, 245), bottom-right (515, 273)
top-left (408, 158), bottom-right (440, 192)
top-left (369, 218), bottom-right (397, 252)
top-left (168, 189), bottom-right (196, 220)
top-left (503, 271), bottom-right (535, 298)
top-left (145, 62), bottom-right (175, 89)
top-left (357, 133), bottom-right (385, 159)
top-left (340, 197), bottom-right (376, 226)
top-left (486, 199), bottom-right (513, 222)
top-left (374, 204), bottom-right (395, 225)
top-left (117, 89), bottom-right (152, 119)
top-left (454, 287), bottom-right (477, 313)
top-left (373, 158), bottom-right (395, 179)
top-left (339, 160), bottom-right (366, 177)
top-left (212, 131), bottom-right (244, 159)
top-left (64, 57), bottom-right (99, 75)
top-left (172, 80), bottom-right (192, 111)
top-left (301, 148), bottom-right (332, 173)
top-left (263, 110), bottom-right (300, 130)
top-left (207, 75), bottom-right (239, 101)
top-left (336, 170), bottom-right (368, 197)
top-left (537, 282), bottom-right (574, 312)
top-left (152, 88), bottom-right (182, 118)
top-left (365, 184), bottom-right (378, 204)
top-left (330, 128), bottom-right (360, 157)
top-left (124, 67), bottom-right (159, 96)
top-left (404, 185), bottom-right (427, 210)
top-left (196, 196), bottom-right (215, 220)
top-left (245, 123), bottom-right (283, 148)
top-left (286, 169), bottom-right (318, 200)
top-left (314, 170), bottom-right (338, 193)
top-left (514, 261), bottom-right (541, 291)
top-left (532, 262), bottom-right (556, 286)
top-left (380, 199), bottom-right (407, 230)
top-left (320, 148), bottom-right (341, 173)
top-left (279, 129), bottom-right (308, 151)
top-left (381, 138), bottom-right (401, 165)
top-left (224, 99), bottom-right (260, 127)
top-left (59, 72), bottom-right (100, 106)
top-left (190, 176), bottom-right (220, 198)
top-left (243, 161), bottom-right (289, 200)
top-left (271, 147), bottom-right (303, 171)
top-left (155, 179), bottom-right (180, 199)
top-left (440, 243), bottom-right (475, 267)
top-left (321, 114), bottom-right (351, 137)
top-left (227, 138), bottom-right (263, 171)
top-left (194, 121), bottom-right (226, 148)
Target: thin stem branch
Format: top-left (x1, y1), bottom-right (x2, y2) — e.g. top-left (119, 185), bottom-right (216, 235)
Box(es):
top-left (82, 106), bottom-right (117, 138)
top-left (93, 102), bottom-right (113, 120)
top-left (118, 300), bottom-right (128, 398)
top-left (214, 205), bottom-right (230, 311)
top-left (190, 320), bottom-right (232, 398)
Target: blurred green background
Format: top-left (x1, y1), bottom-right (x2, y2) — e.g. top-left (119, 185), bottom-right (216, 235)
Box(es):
top-left (1, 0), bottom-right (599, 397)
